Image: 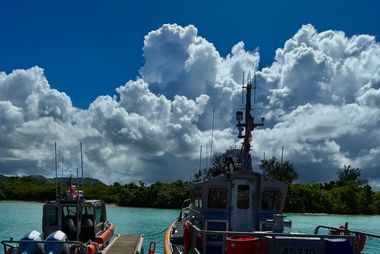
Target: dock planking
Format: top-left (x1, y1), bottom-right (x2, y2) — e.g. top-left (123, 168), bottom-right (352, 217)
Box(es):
top-left (103, 234), bottom-right (143, 254)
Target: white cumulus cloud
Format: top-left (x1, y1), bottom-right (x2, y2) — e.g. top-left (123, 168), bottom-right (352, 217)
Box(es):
top-left (1, 23), bottom-right (380, 189)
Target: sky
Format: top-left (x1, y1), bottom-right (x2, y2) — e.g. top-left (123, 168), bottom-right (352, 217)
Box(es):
top-left (1, 1), bottom-right (380, 189)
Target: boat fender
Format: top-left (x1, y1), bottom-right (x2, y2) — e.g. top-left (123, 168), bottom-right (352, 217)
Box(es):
top-left (183, 222), bottom-right (201, 254)
top-left (148, 242), bottom-right (156, 254)
top-left (6, 247), bottom-right (13, 254)
top-left (86, 243), bottom-right (100, 254)
top-left (183, 222), bottom-right (191, 253)
top-left (358, 233), bottom-right (366, 253)
top-left (96, 223), bottom-right (115, 246)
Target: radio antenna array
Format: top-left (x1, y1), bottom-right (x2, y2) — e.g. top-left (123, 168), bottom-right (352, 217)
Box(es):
top-left (242, 71), bottom-right (245, 103)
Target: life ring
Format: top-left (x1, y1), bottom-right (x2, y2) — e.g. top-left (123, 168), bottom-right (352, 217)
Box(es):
top-left (329, 225), bottom-right (350, 235)
top-left (329, 228), bottom-right (341, 235)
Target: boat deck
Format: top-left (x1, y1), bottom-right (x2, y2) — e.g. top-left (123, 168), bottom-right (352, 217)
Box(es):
top-left (171, 221), bottom-right (185, 245)
top-left (103, 234), bottom-right (143, 254)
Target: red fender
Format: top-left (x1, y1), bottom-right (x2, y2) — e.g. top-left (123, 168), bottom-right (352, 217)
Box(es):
top-left (86, 243), bottom-right (99, 254)
top-left (6, 247), bottom-right (13, 254)
top-left (358, 233), bottom-right (366, 253)
top-left (183, 222), bottom-right (201, 254)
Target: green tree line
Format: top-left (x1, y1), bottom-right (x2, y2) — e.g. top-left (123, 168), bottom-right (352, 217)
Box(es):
top-left (258, 156), bottom-right (380, 214)
top-left (1, 155), bottom-right (380, 214)
top-left (0, 176), bottom-right (190, 209)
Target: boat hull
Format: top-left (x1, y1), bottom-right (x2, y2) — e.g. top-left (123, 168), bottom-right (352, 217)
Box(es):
top-left (95, 222), bottom-right (115, 248)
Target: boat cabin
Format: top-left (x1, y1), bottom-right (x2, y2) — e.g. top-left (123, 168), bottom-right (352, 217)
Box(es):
top-left (42, 198), bottom-right (109, 242)
top-left (188, 171), bottom-right (289, 234)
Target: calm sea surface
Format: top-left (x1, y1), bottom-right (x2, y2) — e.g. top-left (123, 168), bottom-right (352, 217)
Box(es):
top-left (1, 202), bottom-right (380, 253)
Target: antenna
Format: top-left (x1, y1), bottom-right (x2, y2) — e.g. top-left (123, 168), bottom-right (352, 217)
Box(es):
top-left (80, 142), bottom-right (84, 192)
top-left (199, 145), bottom-right (202, 171)
top-left (210, 106), bottom-right (215, 161)
top-left (280, 145), bottom-right (284, 166)
top-left (253, 72), bottom-right (257, 104)
top-left (61, 154), bottom-right (64, 197)
top-left (242, 71), bottom-right (245, 103)
top-left (205, 141), bottom-right (208, 170)
top-left (55, 142), bottom-right (58, 199)
top-left (235, 70), bottom-right (265, 172)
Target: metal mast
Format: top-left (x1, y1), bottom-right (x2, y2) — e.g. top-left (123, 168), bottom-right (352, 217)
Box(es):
top-left (235, 72), bottom-right (265, 171)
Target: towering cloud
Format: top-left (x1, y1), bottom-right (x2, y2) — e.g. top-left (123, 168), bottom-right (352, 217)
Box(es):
top-left (0, 24), bottom-right (379, 189)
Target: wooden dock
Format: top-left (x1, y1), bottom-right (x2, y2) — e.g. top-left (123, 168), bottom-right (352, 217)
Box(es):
top-left (103, 234), bottom-right (144, 254)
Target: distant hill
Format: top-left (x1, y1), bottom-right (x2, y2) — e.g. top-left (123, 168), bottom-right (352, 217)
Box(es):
top-left (56, 177), bottom-right (104, 185)
top-left (0, 174), bottom-right (104, 185)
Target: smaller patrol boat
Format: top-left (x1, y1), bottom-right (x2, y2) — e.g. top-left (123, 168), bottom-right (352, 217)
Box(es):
top-left (2, 144), bottom-right (115, 254)
top-left (2, 181), bottom-right (115, 254)
top-left (164, 73), bottom-right (380, 254)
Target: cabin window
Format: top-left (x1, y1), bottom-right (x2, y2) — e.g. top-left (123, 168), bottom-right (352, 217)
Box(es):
top-left (95, 205), bottom-right (102, 224)
top-left (237, 185), bottom-right (250, 209)
top-left (44, 206), bottom-right (58, 226)
top-left (81, 206), bottom-right (95, 223)
top-left (192, 188), bottom-right (203, 208)
top-left (62, 205), bottom-right (77, 217)
top-left (61, 205), bottom-right (78, 240)
top-left (208, 187), bottom-right (228, 209)
top-left (261, 190), bottom-right (282, 210)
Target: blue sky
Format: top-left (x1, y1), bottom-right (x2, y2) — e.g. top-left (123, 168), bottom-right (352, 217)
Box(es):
top-left (1, 1), bottom-right (380, 189)
top-left (2, 0), bottom-right (378, 108)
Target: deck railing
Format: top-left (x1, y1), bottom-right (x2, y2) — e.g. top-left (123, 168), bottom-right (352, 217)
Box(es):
top-left (187, 222), bottom-right (380, 254)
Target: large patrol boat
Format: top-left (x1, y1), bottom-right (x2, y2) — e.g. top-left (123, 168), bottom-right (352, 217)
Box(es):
top-left (164, 73), bottom-right (380, 254)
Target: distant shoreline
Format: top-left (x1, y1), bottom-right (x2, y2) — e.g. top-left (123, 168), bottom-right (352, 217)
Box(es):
top-left (1, 200), bottom-right (378, 215)
top-left (0, 200), bottom-right (118, 206)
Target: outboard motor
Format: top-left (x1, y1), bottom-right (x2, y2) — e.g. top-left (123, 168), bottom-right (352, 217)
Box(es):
top-left (19, 230), bottom-right (44, 254)
top-left (44, 231), bottom-right (70, 254)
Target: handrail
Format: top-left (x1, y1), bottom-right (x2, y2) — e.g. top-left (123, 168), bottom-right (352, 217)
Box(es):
top-left (314, 225), bottom-right (380, 239)
top-left (314, 224), bottom-right (380, 254)
top-left (188, 222), bottom-right (359, 254)
top-left (191, 224), bottom-right (357, 239)
top-left (178, 199), bottom-right (191, 221)
top-left (185, 222), bottom-right (380, 254)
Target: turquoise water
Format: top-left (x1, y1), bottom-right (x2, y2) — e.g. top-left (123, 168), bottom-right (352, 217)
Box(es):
top-left (1, 202), bottom-right (380, 253)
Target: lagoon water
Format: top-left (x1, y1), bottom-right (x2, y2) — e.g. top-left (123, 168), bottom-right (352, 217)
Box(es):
top-left (1, 201), bottom-right (380, 253)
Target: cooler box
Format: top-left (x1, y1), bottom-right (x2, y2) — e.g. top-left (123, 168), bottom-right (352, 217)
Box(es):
top-left (226, 237), bottom-right (259, 254)
top-left (326, 238), bottom-right (353, 254)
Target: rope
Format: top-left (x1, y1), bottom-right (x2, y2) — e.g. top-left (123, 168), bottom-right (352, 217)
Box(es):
top-left (142, 228), bottom-right (168, 237)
